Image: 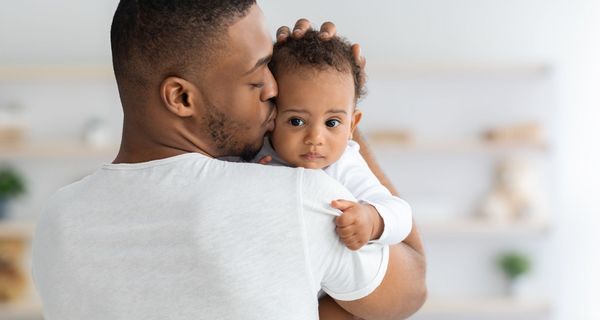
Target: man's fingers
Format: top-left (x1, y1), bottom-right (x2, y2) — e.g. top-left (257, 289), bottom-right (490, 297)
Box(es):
top-left (258, 155), bottom-right (272, 165)
top-left (292, 18), bottom-right (312, 38)
top-left (351, 44), bottom-right (366, 88)
top-left (276, 26), bottom-right (291, 43)
top-left (319, 21), bottom-right (336, 40)
top-left (351, 43), bottom-right (366, 69)
top-left (281, 20), bottom-right (338, 41)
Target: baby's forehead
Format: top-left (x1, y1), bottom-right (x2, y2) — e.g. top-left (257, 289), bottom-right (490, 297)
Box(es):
top-left (277, 65), bottom-right (350, 82)
top-left (274, 68), bottom-right (357, 113)
top-left (276, 102), bottom-right (355, 115)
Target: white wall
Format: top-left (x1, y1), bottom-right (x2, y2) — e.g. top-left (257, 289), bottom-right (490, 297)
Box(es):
top-left (1, 1), bottom-right (599, 318)
top-left (551, 2), bottom-right (600, 318)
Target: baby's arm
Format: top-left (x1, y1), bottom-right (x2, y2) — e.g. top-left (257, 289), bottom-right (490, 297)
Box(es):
top-left (330, 199), bottom-right (383, 250)
top-left (325, 140), bottom-right (413, 247)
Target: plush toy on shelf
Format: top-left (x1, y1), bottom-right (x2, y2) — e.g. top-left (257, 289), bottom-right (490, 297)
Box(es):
top-left (480, 158), bottom-right (545, 223)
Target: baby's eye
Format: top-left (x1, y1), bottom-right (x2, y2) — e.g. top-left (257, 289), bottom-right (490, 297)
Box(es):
top-left (325, 119), bottom-right (341, 128)
top-left (289, 118), bottom-right (305, 126)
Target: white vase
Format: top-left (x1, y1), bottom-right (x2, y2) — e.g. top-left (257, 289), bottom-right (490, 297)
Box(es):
top-left (506, 276), bottom-right (531, 299)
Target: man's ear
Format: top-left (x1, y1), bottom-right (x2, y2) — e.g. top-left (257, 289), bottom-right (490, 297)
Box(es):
top-left (350, 108), bottom-right (363, 139)
top-left (160, 77), bottom-right (199, 117)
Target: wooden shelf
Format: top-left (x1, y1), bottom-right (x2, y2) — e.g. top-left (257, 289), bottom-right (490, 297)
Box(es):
top-left (366, 62), bottom-right (551, 78)
top-left (0, 296), bottom-right (551, 320)
top-left (419, 297), bottom-right (551, 317)
top-left (0, 142), bottom-right (118, 159)
top-left (420, 220), bottom-right (549, 237)
top-left (0, 222), bottom-right (36, 239)
top-left (0, 65), bottom-right (113, 81)
top-left (366, 136), bottom-right (548, 154)
top-left (0, 301), bottom-right (42, 320)
top-left (0, 63), bottom-right (551, 81)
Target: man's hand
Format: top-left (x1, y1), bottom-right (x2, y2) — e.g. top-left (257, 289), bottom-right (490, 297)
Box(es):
top-left (275, 19), bottom-right (365, 78)
top-left (257, 155), bottom-right (272, 165)
top-left (276, 19), bottom-right (336, 42)
top-left (331, 199), bottom-right (384, 251)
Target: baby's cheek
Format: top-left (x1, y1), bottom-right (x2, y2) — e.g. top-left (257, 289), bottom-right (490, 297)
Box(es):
top-left (270, 130), bottom-right (297, 162)
top-left (270, 128), bottom-right (287, 151)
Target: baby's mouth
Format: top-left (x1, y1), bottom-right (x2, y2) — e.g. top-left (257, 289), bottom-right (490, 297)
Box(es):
top-left (301, 152), bottom-right (325, 161)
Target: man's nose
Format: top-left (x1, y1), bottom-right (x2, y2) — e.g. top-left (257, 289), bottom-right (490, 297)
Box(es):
top-left (304, 126), bottom-right (324, 146)
top-left (261, 70), bottom-right (278, 102)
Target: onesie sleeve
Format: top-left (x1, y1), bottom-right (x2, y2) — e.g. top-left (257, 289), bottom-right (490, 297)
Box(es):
top-left (299, 169), bottom-right (389, 301)
top-left (324, 140), bottom-right (413, 245)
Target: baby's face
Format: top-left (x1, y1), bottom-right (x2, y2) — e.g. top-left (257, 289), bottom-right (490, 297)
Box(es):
top-left (271, 68), bottom-right (361, 169)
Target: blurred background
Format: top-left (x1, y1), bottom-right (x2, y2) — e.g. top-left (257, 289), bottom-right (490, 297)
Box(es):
top-left (0, 1), bottom-right (599, 319)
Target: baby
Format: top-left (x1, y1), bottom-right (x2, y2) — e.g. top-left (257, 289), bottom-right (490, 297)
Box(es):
top-left (253, 30), bottom-right (413, 250)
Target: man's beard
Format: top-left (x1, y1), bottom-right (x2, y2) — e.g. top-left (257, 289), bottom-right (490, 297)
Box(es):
top-left (204, 104), bottom-right (264, 161)
top-left (238, 143), bottom-right (262, 162)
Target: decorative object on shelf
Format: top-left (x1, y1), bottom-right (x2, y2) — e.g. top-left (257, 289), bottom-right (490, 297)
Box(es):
top-left (482, 122), bottom-right (545, 146)
top-left (0, 101), bottom-right (27, 147)
top-left (0, 168), bottom-right (26, 220)
top-left (497, 251), bottom-right (531, 298)
top-left (0, 238), bottom-right (27, 302)
top-left (479, 158), bottom-right (544, 223)
top-left (82, 117), bottom-right (113, 148)
top-left (365, 129), bottom-right (414, 145)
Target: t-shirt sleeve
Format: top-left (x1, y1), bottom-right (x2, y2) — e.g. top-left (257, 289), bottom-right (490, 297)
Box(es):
top-left (325, 140), bottom-right (413, 245)
top-left (299, 168), bottom-right (389, 301)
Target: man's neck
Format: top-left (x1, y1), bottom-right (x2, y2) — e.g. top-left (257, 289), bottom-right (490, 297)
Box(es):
top-left (113, 145), bottom-right (189, 164)
top-left (113, 131), bottom-right (211, 164)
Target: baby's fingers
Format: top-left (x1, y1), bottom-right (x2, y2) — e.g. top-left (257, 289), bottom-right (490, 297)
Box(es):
top-left (342, 238), bottom-right (363, 251)
top-left (335, 212), bottom-right (356, 227)
top-left (331, 199), bottom-right (356, 212)
top-left (336, 225), bottom-right (356, 238)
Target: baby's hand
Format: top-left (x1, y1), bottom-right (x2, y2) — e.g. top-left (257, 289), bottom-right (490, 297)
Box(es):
top-left (331, 199), bottom-right (381, 251)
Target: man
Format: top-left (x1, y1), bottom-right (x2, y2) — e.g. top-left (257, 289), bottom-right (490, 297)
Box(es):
top-left (31, 1), bottom-right (426, 319)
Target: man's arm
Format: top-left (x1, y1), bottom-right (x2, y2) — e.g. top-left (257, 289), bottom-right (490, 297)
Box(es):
top-left (335, 129), bottom-right (427, 319)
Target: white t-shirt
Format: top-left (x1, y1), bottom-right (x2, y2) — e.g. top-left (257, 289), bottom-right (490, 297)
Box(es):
top-left (31, 153), bottom-right (389, 320)
top-left (253, 139), bottom-right (413, 245)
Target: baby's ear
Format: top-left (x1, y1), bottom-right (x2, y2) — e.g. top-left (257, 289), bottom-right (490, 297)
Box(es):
top-left (350, 108), bottom-right (363, 138)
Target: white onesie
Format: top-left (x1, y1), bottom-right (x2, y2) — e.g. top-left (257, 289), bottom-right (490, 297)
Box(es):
top-left (252, 139), bottom-right (413, 245)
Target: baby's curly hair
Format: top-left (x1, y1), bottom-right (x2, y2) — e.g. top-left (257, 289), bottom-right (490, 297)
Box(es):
top-left (269, 30), bottom-right (366, 101)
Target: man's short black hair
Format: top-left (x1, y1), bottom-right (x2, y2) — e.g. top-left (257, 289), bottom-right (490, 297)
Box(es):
top-left (269, 30), bottom-right (366, 101)
top-left (111, 0), bottom-right (256, 87)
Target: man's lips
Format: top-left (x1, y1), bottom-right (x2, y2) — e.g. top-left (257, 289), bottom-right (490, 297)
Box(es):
top-left (265, 118), bottom-right (275, 132)
top-left (264, 108), bottom-right (277, 132)
top-left (301, 152), bottom-right (325, 160)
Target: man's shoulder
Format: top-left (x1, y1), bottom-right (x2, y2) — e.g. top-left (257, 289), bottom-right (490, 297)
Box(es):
top-left (301, 168), bottom-right (347, 188)
top-left (215, 158), bottom-right (301, 179)
top-left (300, 169), bottom-right (355, 210)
